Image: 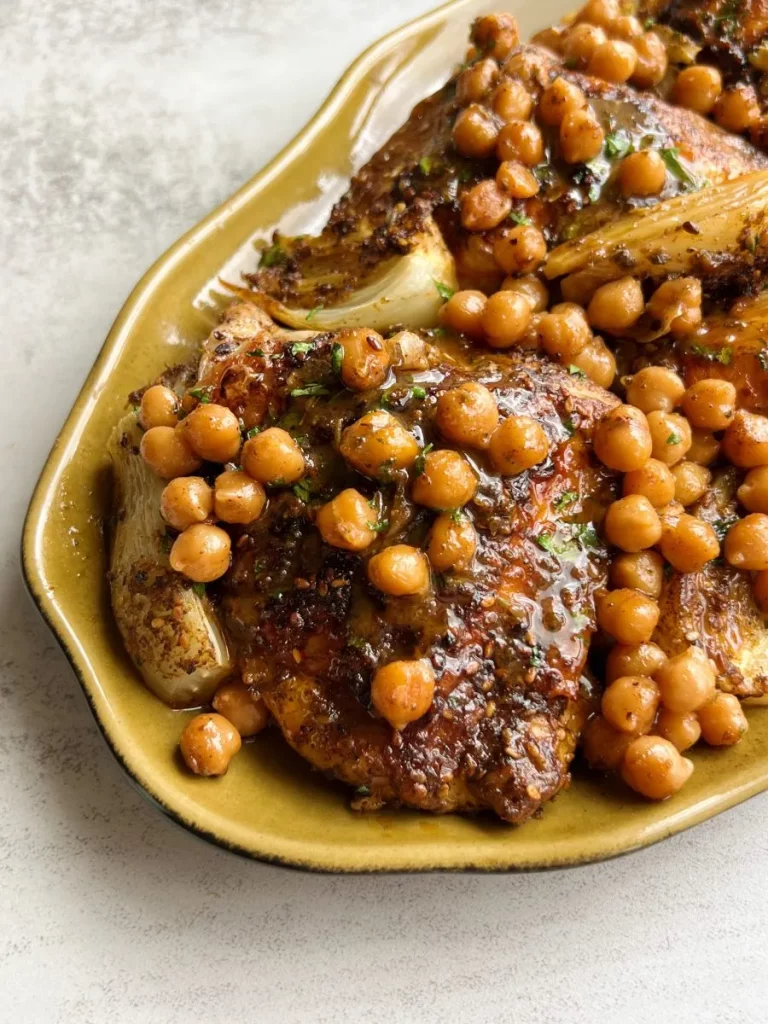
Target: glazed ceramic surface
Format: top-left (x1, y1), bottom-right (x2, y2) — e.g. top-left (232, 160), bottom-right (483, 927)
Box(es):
top-left (22, 0), bottom-right (768, 871)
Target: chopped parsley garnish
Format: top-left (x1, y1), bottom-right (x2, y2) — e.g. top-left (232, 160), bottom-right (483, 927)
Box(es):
top-left (433, 280), bottom-right (455, 301)
top-left (247, 348), bottom-right (265, 358)
top-left (449, 508), bottom-right (466, 522)
top-left (713, 516), bottom-right (739, 542)
top-left (292, 482), bottom-right (311, 503)
top-left (290, 341), bottom-right (315, 356)
top-left (189, 386), bottom-right (212, 403)
top-left (605, 131), bottom-right (633, 160)
top-left (419, 156), bottom-right (433, 176)
top-left (536, 533), bottom-right (556, 553)
top-left (246, 426), bottom-right (260, 439)
top-left (305, 305), bottom-right (324, 322)
top-left (643, 16), bottom-right (655, 28)
top-left (331, 342), bottom-right (344, 375)
top-left (573, 522), bottom-right (600, 549)
top-left (688, 342), bottom-right (733, 365)
top-left (192, 582), bottom-right (206, 597)
top-left (290, 383), bottom-right (330, 397)
top-left (555, 491), bottom-right (578, 511)
top-left (661, 147), bottom-right (704, 192)
top-left (568, 364), bottom-right (586, 378)
top-left (529, 644), bottom-right (545, 668)
top-left (509, 211), bottom-right (532, 225)
top-left (562, 415), bottom-right (576, 436)
top-left (371, 519), bottom-right (390, 533)
top-left (413, 442), bottom-right (434, 476)
top-left (260, 243), bottom-right (286, 268)
top-left (667, 432), bottom-right (682, 445)
top-left (537, 523), bottom-right (599, 557)
top-left (411, 385), bottom-right (427, 399)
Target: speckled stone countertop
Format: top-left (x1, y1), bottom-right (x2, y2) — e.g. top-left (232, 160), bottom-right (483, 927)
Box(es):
top-left (2, 1), bottom-right (767, 1021)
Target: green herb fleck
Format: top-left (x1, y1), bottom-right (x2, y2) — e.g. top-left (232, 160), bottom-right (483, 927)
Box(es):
top-left (529, 643), bottom-right (545, 668)
top-left (458, 167), bottom-right (473, 183)
top-left (667, 432), bottom-right (682, 445)
top-left (290, 341), bottom-right (315, 356)
top-left (713, 516), bottom-right (739, 543)
top-left (568, 364), bottom-right (586, 378)
top-left (292, 482), bottom-right (311, 503)
top-left (372, 519), bottom-right (390, 533)
top-left (688, 342), bottom-right (733, 365)
top-left (605, 131), bottom-right (633, 160)
top-left (433, 280), bottom-right (455, 301)
top-left (331, 342), bottom-right (344, 375)
top-left (419, 156), bottom-right (433, 176)
top-left (192, 582), bottom-right (206, 598)
top-left (189, 386), bottom-right (212, 404)
top-left (573, 522), bottom-right (600, 549)
top-left (411, 385), bottom-right (427, 399)
top-left (291, 383), bottom-right (330, 397)
top-left (414, 442), bottom-right (434, 476)
top-left (355, 785), bottom-right (371, 797)
top-left (555, 491), bottom-right (578, 511)
top-left (643, 16), bottom-right (655, 28)
top-left (537, 533), bottom-right (556, 553)
top-left (562, 416), bottom-right (575, 436)
top-left (449, 508), bottom-right (466, 522)
top-left (247, 348), bottom-right (265, 358)
top-left (246, 426), bottom-right (260, 439)
top-left (260, 243), bottom-right (286, 268)
top-left (305, 304), bottom-right (324, 322)
top-left (509, 211), bottom-right (532, 225)
top-left (661, 147), bottom-right (703, 192)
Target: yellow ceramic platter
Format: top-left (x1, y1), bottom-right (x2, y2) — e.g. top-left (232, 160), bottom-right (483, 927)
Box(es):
top-left (22, 0), bottom-right (768, 872)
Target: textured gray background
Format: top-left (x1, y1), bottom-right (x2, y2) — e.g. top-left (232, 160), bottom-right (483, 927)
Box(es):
top-left (2, 1), bottom-right (767, 1021)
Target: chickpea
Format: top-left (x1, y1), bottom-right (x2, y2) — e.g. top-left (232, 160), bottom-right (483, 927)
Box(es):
top-left (722, 409), bottom-right (768, 468)
top-left (160, 476), bottom-right (213, 531)
top-left (412, 449), bottom-right (477, 510)
top-left (367, 544), bottom-right (430, 597)
top-left (568, 337), bottom-right (617, 388)
top-left (456, 57), bottom-right (499, 105)
top-left (340, 410), bottom-right (419, 480)
top-left (594, 404), bottom-right (653, 472)
top-left (619, 149), bottom-right (666, 197)
top-left (672, 65), bottom-right (722, 114)
top-left (537, 303), bottom-right (591, 360)
top-left (371, 658), bottom-right (436, 731)
top-left (182, 403), bottom-right (242, 463)
top-left (688, 429), bottom-right (720, 466)
top-left (737, 466), bottom-right (768, 513)
top-left (603, 495), bottom-right (662, 552)
top-left (461, 179), bottom-right (512, 232)
top-left (654, 644), bottom-right (715, 713)
top-left (388, 330), bottom-right (429, 371)
top-left (621, 735), bottom-right (694, 799)
top-left (496, 120), bottom-right (544, 165)
top-left (655, 708), bottom-right (701, 752)
top-left (169, 523), bottom-right (232, 583)
top-left (179, 713), bottom-right (242, 776)
top-left (698, 692), bottom-right (749, 746)
top-left (140, 425), bottom-right (203, 479)
top-left (622, 459), bottom-right (676, 508)
top-left (606, 641), bottom-right (667, 683)
top-left (456, 233), bottom-right (500, 285)
top-left (670, 461), bottom-right (711, 507)
top-left (588, 40), bottom-right (638, 84)
top-left (714, 85), bottom-right (760, 133)
top-left (496, 160), bottom-right (540, 198)
top-left (491, 78), bottom-right (534, 121)
top-left (582, 714), bottom-right (633, 769)
top-left (610, 14), bottom-right (643, 39)
top-left (576, 0), bottom-right (620, 28)
top-left (488, 416), bottom-right (550, 475)
top-left (682, 378), bottom-right (736, 432)
top-left (481, 290), bottom-right (532, 347)
top-left (754, 569), bottom-right (768, 613)
top-left (428, 512), bottom-right (477, 572)
top-left (242, 427), bottom-right (305, 485)
top-left (212, 681), bottom-right (269, 737)
top-left (597, 588), bottom-right (660, 644)
top-left (724, 513), bottom-right (768, 570)
top-left (500, 274), bottom-right (549, 312)
top-left (625, 366), bottom-right (685, 415)
top-left (562, 23), bottom-right (606, 68)
top-left (315, 488), bottom-right (378, 551)
top-left (213, 470), bottom-right (266, 525)
top-left (631, 31), bottom-right (668, 89)
top-left (139, 384), bottom-right (179, 430)
top-left (646, 277), bottom-right (702, 337)
top-left (538, 77), bottom-right (587, 126)
top-left (436, 382), bottom-right (499, 448)
top-left (610, 550), bottom-right (665, 598)
top-left (472, 12), bottom-right (520, 62)
top-left (587, 277), bottom-right (644, 334)
top-left (602, 674), bottom-right (660, 734)
top-left (452, 103), bottom-right (499, 159)
top-left (492, 223), bottom-right (547, 275)
top-left (659, 513), bottom-right (720, 573)
top-left (337, 328), bottom-right (390, 391)
top-left (439, 289), bottom-right (487, 338)
top-left (647, 410), bottom-right (692, 465)
top-left (560, 108), bottom-right (605, 163)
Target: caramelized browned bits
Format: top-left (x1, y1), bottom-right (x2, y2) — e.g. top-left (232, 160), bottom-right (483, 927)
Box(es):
top-left (647, 410), bottom-right (692, 466)
top-left (372, 658), bottom-right (436, 731)
top-left (212, 681), bottom-right (270, 737)
top-left (672, 65), bottom-right (723, 114)
top-left (492, 223), bottom-right (547, 275)
top-left (488, 416), bottom-right (549, 474)
top-left (140, 425), bottom-right (203, 479)
top-left (411, 449), bottom-right (477, 509)
top-left (724, 513), bottom-right (768, 570)
top-left (436, 382), bottom-right (499, 448)
top-left (737, 466), bottom-right (768, 513)
top-left (621, 735), bottom-right (694, 799)
top-left (213, 470), bottom-right (267, 525)
top-left (714, 84), bottom-right (760, 133)
top-left (439, 289), bottom-right (488, 338)
top-left (658, 513), bottom-right (720, 573)
top-left (587, 277), bottom-right (644, 333)
top-left (698, 692), bottom-right (749, 746)
top-left (594, 404), bottom-right (653, 472)
top-left (242, 427), bottom-right (305, 485)
top-left (582, 715), bottom-right (633, 769)
top-left (682, 378), bottom-right (736, 431)
top-left (610, 550), bottom-right (665, 598)
top-left (597, 588), bottom-right (660, 644)
top-left (461, 179), bottom-right (513, 231)
top-left (456, 57), bottom-right (499, 105)
top-left (452, 103), bottom-right (499, 159)
top-left (315, 489), bottom-right (378, 551)
top-left (161, 476), bottom-right (213, 531)
top-left (670, 461), bottom-right (711, 507)
top-left (631, 32), bottom-right (668, 89)
top-left (655, 709), bottom-right (701, 752)
top-left (538, 77), bottom-right (587, 126)
top-left (170, 523), bottom-right (232, 583)
top-left (496, 120), bottom-right (544, 165)
top-left (340, 411), bottom-right (419, 479)
top-left (482, 291), bottom-right (532, 347)
top-left (622, 459), bottom-right (676, 508)
top-left (619, 150), bottom-right (666, 197)
top-left (338, 328), bottom-right (391, 391)
top-left (625, 367), bottom-right (685, 415)
top-left (560, 109), bottom-right (605, 163)
top-left (606, 641), bottom-right (667, 683)
top-left (603, 495), bottom-right (662, 552)
top-left (180, 713), bottom-right (242, 776)
top-left (139, 384), bottom-right (179, 430)
top-left (602, 675), bottom-right (660, 734)
top-left (428, 513), bottom-right (477, 572)
top-left (722, 409), bottom-right (768, 467)
top-left (492, 78), bottom-right (534, 121)
top-left (367, 544), bottom-right (431, 597)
